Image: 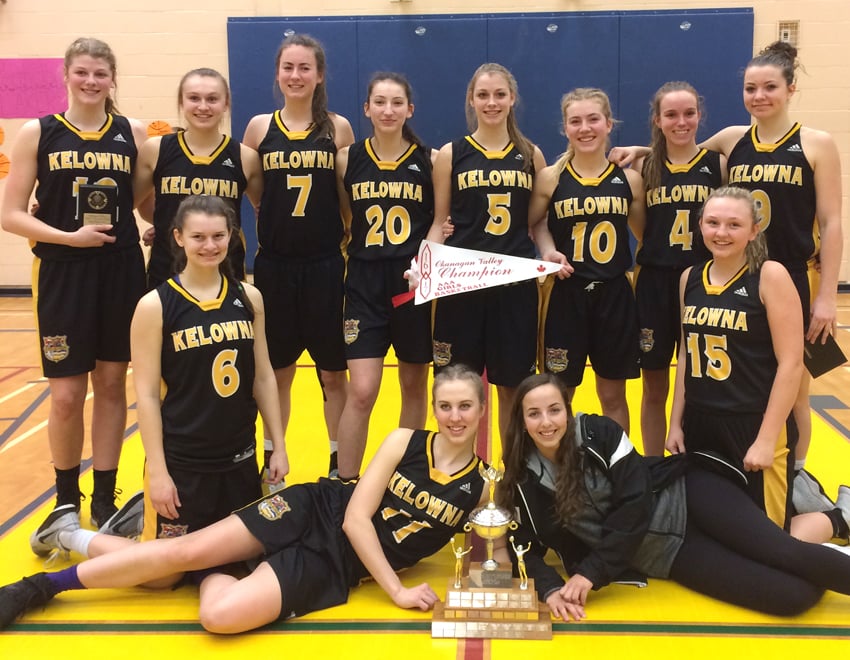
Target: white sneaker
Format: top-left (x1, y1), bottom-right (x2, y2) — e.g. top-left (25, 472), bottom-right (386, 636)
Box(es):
top-left (30, 505), bottom-right (79, 557)
top-left (793, 469), bottom-right (834, 514)
top-left (836, 485), bottom-right (850, 528)
top-left (98, 490), bottom-right (144, 539)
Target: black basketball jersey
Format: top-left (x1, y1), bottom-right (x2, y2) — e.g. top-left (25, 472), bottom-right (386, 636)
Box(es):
top-left (256, 112), bottom-right (342, 258)
top-left (34, 113), bottom-right (138, 260)
top-left (547, 162), bottom-right (634, 280)
top-left (637, 149), bottom-right (721, 269)
top-left (681, 262), bottom-right (775, 413)
top-left (727, 124), bottom-right (816, 270)
top-left (148, 132), bottom-right (247, 283)
top-left (374, 429), bottom-right (485, 572)
top-left (158, 276), bottom-right (257, 471)
top-left (446, 136), bottom-right (535, 258)
top-left (344, 139), bottom-right (433, 261)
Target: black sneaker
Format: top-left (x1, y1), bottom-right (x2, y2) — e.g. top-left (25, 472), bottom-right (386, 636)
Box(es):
top-left (98, 490), bottom-right (144, 538)
top-left (0, 573), bottom-right (55, 630)
top-left (90, 490), bottom-right (121, 529)
top-left (29, 505), bottom-right (79, 557)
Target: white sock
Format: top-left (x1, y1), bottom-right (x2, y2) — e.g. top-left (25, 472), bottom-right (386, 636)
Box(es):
top-left (795, 459), bottom-right (806, 472)
top-left (58, 529), bottom-right (98, 557)
top-left (329, 440), bottom-right (338, 454)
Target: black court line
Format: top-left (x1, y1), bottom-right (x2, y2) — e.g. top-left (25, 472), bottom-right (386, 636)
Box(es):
top-left (5, 619), bottom-right (850, 639)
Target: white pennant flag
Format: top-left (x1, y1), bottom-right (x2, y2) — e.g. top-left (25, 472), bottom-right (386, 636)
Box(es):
top-left (413, 240), bottom-right (563, 305)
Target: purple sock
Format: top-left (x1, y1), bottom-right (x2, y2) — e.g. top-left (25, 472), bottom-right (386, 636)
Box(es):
top-left (45, 565), bottom-right (84, 595)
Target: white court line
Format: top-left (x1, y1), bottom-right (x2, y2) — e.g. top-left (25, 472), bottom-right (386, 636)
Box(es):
top-left (0, 388), bottom-right (92, 455)
top-left (0, 381), bottom-right (39, 405)
top-left (0, 368), bottom-right (134, 455)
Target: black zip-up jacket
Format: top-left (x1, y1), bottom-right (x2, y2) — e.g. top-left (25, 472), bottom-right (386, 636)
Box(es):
top-left (509, 413), bottom-right (686, 602)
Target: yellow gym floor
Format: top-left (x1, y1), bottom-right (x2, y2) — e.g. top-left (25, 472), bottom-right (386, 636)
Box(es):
top-left (1, 296), bottom-right (849, 658)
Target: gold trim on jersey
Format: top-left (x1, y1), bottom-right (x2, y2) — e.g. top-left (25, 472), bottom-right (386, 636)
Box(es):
top-left (176, 131), bottom-right (230, 165)
top-left (425, 431), bottom-right (481, 485)
top-left (273, 110), bottom-right (314, 140)
top-left (165, 275), bottom-right (228, 311)
top-left (666, 149), bottom-right (708, 174)
top-left (751, 122), bottom-right (802, 153)
top-left (565, 161), bottom-right (616, 186)
top-left (54, 113), bottom-right (114, 141)
top-left (701, 261), bottom-right (749, 295)
top-left (365, 138), bottom-right (418, 171)
top-left (464, 135), bottom-right (513, 159)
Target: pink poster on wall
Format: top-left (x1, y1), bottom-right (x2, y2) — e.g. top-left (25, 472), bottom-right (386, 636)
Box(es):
top-left (0, 58), bottom-right (67, 118)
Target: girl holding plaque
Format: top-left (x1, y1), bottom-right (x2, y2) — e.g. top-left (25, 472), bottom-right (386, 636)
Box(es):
top-left (0, 365), bottom-right (488, 634)
top-left (498, 372), bottom-right (850, 621)
top-left (1, 38), bottom-right (148, 535)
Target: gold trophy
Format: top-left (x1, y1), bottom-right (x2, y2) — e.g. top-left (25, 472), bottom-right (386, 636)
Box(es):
top-left (432, 464), bottom-right (552, 639)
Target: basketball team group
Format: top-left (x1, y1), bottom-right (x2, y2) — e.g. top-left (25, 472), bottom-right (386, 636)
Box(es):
top-left (0, 31), bottom-right (848, 632)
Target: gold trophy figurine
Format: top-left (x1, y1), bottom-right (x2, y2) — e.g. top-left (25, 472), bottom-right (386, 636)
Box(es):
top-left (450, 536), bottom-right (472, 589)
top-left (509, 535), bottom-right (531, 591)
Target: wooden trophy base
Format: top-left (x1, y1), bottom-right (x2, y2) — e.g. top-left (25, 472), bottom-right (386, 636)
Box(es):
top-left (431, 573), bottom-right (552, 639)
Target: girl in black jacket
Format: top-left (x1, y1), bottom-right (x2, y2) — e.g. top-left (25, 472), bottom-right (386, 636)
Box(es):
top-left (498, 373), bottom-right (850, 620)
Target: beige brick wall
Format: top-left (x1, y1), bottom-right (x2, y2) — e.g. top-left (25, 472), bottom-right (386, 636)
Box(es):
top-left (0, 0), bottom-right (847, 286)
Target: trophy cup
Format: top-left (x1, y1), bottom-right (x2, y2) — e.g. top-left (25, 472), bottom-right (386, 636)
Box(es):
top-left (431, 464), bottom-right (552, 639)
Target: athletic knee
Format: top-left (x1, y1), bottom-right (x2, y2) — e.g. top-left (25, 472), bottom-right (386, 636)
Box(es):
top-left (320, 371), bottom-right (347, 393)
top-left (347, 382), bottom-right (380, 411)
top-left (762, 584), bottom-right (822, 616)
top-left (50, 387), bottom-right (86, 419)
top-left (198, 597), bottom-right (241, 634)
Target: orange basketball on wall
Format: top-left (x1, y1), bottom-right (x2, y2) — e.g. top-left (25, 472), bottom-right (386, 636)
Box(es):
top-left (0, 153), bottom-right (11, 180)
top-left (0, 125), bottom-right (5, 146)
top-left (147, 120), bottom-right (173, 137)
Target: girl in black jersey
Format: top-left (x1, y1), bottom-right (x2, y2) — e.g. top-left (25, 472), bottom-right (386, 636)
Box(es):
top-left (0, 365), bottom-right (488, 634)
top-left (26, 195), bottom-right (289, 567)
top-left (530, 88), bottom-right (645, 435)
top-left (1, 38), bottom-right (148, 534)
top-left (134, 68), bottom-right (263, 288)
top-left (633, 82), bottom-right (725, 455)
top-left (130, 196), bottom-right (287, 543)
top-left (335, 73), bottom-right (435, 478)
top-left (667, 187), bottom-right (848, 542)
top-left (426, 63), bottom-right (546, 440)
top-left (498, 373), bottom-right (850, 621)
top-left (613, 43), bottom-right (843, 475)
top-left (242, 34), bottom-right (354, 480)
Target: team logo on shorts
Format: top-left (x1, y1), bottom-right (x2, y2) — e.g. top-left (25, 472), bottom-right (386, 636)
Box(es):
top-left (158, 523), bottom-right (189, 538)
top-left (257, 494), bottom-right (291, 521)
top-left (433, 341), bottom-right (452, 367)
top-left (42, 335), bottom-right (69, 363)
top-left (343, 319), bottom-right (360, 345)
top-left (545, 348), bottom-right (568, 373)
top-left (639, 328), bottom-right (655, 353)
